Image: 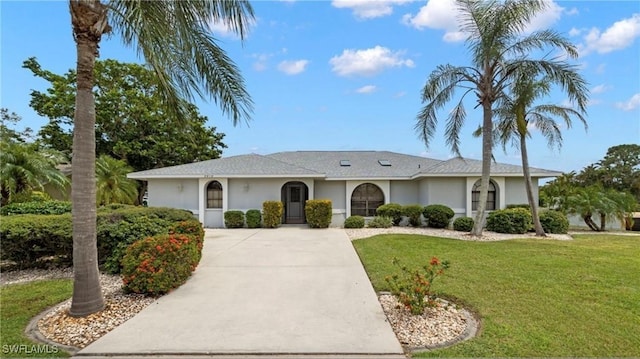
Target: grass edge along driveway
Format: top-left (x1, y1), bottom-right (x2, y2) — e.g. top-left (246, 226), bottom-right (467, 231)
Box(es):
top-left (353, 234), bottom-right (640, 357)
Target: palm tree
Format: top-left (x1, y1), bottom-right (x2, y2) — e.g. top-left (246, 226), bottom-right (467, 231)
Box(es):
top-left (68, 0), bottom-right (253, 316)
top-left (0, 143), bottom-right (69, 205)
top-left (415, 0), bottom-right (586, 236)
top-left (491, 75), bottom-right (587, 236)
top-left (96, 155), bottom-right (137, 206)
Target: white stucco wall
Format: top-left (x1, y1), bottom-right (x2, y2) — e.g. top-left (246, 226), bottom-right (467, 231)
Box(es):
top-left (423, 178), bottom-right (466, 215)
top-left (227, 177), bottom-right (315, 212)
top-left (504, 177), bottom-right (535, 206)
top-left (315, 180), bottom-right (347, 226)
top-left (390, 181), bottom-right (418, 205)
top-left (147, 179), bottom-right (199, 213)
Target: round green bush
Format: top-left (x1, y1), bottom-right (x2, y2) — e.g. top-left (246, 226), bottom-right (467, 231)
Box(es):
top-left (344, 215), bottom-right (365, 228)
top-left (224, 210), bottom-right (245, 228)
top-left (367, 216), bottom-right (393, 228)
top-left (486, 208), bottom-right (533, 234)
top-left (423, 204), bottom-right (455, 228)
top-left (402, 204), bottom-right (423, 227)
top-left (121, 233), bottom-right (201, 295)
top-left (376, 203), bottom-right (402, 225)
top-left (246, 209), bottom-right (262, 228)
top-left (453, 216), bottom-right (474, 232)
top-left (539, 210), bottom-right (569, 234)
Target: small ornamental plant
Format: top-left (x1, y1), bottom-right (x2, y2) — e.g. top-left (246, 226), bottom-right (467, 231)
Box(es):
top-left (385, 257), bottom-right (450, 315)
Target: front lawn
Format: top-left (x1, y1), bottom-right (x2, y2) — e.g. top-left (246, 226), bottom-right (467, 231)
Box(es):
top-left (0, 279), bottom-right (72, 358)
top-left (353, 234), bottom-right (640, 357)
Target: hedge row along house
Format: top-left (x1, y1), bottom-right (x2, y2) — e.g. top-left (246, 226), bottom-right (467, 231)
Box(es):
top-left (127, 151), bottom-right (561, 228)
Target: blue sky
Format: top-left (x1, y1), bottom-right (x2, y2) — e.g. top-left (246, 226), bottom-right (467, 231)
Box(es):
top-left (1, 0), bottom-right (639, 174)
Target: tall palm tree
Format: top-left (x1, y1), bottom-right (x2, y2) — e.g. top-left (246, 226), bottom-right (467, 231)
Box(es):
top-left (96, 155), bottom-right (137, 206)
top-left (415, 0), bottom-right (586, 236)
top-left (0, 143), bottom-right (69, 205)
top-left (491, 75), bottom-right (587, 236)
top-left (68, 0), bottom-right (253, 316)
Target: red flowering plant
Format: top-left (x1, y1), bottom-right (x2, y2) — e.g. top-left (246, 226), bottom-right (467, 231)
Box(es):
top-left (121, 233), bottom-right (202, 295)
top-left (385, 256), bottom-right (450, 315)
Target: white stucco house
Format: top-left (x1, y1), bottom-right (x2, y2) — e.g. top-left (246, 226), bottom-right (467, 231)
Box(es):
top-left (127, 151), bottom-right (561, 228)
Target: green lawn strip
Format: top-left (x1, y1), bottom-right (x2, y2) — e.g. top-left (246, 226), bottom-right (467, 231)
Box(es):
top-left (0, 279), bottom-right (72, 358)
top-left (353, 234), bottom-right (640, 357)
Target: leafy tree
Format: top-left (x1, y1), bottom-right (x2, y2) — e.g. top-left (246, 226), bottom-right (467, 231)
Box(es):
top-left (1, 109), bottom-right (33, 145)
top-left (415, 0), bottom-right (585, 236)
top-left (0, 142), bottom-right (69, 206)
top-left (96, 155), bottom-right (137, 206)
top-left (490, 75), bottom-right (587, 236)
top-left (565, 186), bottom-right (634, 231)
top-left (598, 144), bottom-right (640, 200)
top-left (65, 0), bottom-right (254, 317)
top-left (24, 58), bottom-right (228, 172)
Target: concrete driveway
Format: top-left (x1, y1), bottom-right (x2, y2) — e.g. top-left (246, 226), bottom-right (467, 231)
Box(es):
top-left (76, 227), bottom-right (405, 358)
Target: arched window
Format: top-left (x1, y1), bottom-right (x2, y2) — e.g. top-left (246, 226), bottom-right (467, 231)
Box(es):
top-left (472, 180), bottom-right (496, 210)
top-left (207, 181), bottom-right (222, 209)
top-left (351, 183), bottom-right (384, 216)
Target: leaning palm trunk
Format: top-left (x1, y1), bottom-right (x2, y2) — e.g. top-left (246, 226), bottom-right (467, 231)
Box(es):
top-left (68, 0), bottom-right (110, 317)
top-left (520, 132), bottom-right (546, 236)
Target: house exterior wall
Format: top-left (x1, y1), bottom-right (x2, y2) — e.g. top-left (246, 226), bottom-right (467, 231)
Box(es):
top-left (425, 178), bottom-right (466, 215)
top-left (315, 180), bottom-right (346, 226)
top-left (390, 181), bottom-right (418, 205)
top-left (504, 177), bottom-right (534, 206)
top-left (148, 179), bottom-right (199, 213)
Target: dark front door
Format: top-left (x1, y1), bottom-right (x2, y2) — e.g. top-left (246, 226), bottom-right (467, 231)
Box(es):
top-left (283, 182), bottom-right (307, 224)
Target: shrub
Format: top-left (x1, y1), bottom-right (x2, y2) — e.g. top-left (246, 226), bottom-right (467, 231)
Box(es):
top-left (423, 204), bottom-right (455, 229)
top-left (344, 215), bottom-right (365, 228)
top-left (263, 201), bottom-right (283, 228)
top-left (506, 203), bottom-right (531, 210)
top-left (9, 190), bottom-right (52, 204)
top-left (121, 233), bottom-right (201, 295)
top-left (453, 217), bottom-right (474, 232)
top-left (385, 257), bottom-right (450, 315)
top-left (224, 210), bottom-right (245, 228)
top-left (376, 203), bottom-right (403, 226)
top-left (305, 199), bottom-right (332, 228)
top-left (402, 204), bottom-right (423, 227)
top-left (0, 200), bottom-right (71, 216)
top-left (0, 214), bottom-right (73, 267)
top-left (367, 216), bottom-right (393, 228)
top-left (486, 208), bottom-right (533, 234)
top-left (246, 209), bottom-right (262, 228)
top-left (539, 210), bottom-right (569, 234)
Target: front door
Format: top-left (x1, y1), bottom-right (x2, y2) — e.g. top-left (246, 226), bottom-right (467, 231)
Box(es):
top-left (283, 182), bottom-right (307, 224)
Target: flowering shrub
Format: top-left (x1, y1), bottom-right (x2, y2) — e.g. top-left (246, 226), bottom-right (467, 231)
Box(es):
top-left (121, 233), bottom-right (202, 295)
top-left (385, 257), bottom-right (450, 315)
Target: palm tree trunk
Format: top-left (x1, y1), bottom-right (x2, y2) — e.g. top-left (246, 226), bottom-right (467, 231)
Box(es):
top-left (520, 132), bottom-right (546, 236)
top-left (68, 0), bottom-right (109, 317)
top-left (600, 213), bottom-right (607, 231)
top-left (472, 101), bottom-right (493, 236)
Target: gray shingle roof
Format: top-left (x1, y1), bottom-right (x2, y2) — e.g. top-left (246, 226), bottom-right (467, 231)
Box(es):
top-left (128, 151), bottom-right (561, 179)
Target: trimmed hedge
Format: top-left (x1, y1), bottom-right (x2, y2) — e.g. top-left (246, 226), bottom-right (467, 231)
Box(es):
top-left (263, 201), bottom-right (283, 228)
top-left (402, 204), bottom-right (423, 227)
top-left (486, 208), bottom-right (533, 234)
top-left (506, 204), bottom-right (531, 210)
top-left (121, 233), bottom-right (202, 295)
top-left (224, 210), bottom-right (245, 228)
top-left (305, 199), bottom-right (332, 228)
top-left (344, 215), bottom-right (365, 228)
top-left (367, 216), bottom-right (393, 228)
top-left (376, 203), bottom-right (403, 226)
top-left (423, 204), bottom-right (455, 229)
top-left (0, 200), bottom-right (71, 216)
top-left (453, 217), bottom-right (474, 232)
top-left (539, 210), bottom-right (569, 234)
top-left (246, 209), bottom-right (262, 228)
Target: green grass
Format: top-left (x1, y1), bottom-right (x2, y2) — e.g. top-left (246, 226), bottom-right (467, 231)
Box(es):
top-left (353, 234), bottom-right (640, 357)
top-left (0, 279), bottom-right (72, 358)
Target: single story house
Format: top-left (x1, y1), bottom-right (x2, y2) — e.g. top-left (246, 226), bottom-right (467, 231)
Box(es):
top-left (127, 151), bottom-right (561, 228)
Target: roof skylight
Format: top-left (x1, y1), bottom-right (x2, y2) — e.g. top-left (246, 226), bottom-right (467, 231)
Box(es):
top-left (340, 160), bottom-right (351, 166)
top-left (378, 160), bottom-right (391, 166)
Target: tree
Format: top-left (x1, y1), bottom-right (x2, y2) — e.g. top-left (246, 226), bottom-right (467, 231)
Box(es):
top-left (96, 155), bottom-right (137, 206)
top-left (1, 108), bottom-right (34, 145)
top-left (0, 142), bottom-right (69, 206)
top-left (66, 0), bottom-right (253, 317)
top-left (598, 144), bottom-right (640, 200)
top-left (415, 0), bottom-right (585, 236)
top-left (491, 75), bottom-right (587, 236)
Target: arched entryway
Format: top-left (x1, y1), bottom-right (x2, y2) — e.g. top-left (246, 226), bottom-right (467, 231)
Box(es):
top-left (281, 181), bottom-right (309, 224)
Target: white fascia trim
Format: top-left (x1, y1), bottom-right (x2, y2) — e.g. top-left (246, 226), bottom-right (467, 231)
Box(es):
top-left (325, 177), bottom-right (412, 181)
top-left (128, 174), bottom-right (325, 180)
top-left (411, 172), bottom-right (561, 179)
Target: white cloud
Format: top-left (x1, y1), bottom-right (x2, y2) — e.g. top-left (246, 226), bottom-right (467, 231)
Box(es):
top-left (616, 93), bottom-right (640, 111)
top-left (580, 14), bottom-right (640, 55)
top-left (209, 17), bottom-right (257, 39)
top-left (524, 1), bottom-right (564, 33)
top-left (568, 27), bottom-right (581, 37)
top-left (330, 46), bottom-right (414, 77)
top-left (277, 60), bottom-right (310, 75)
top-left (595, 63), bottom-right (606, 74)
top-left (591, 84), bottom-right (612, 94)
top-left (565, 7), bottom-right (579, 16)
top-left (394, 91), bottom-right (407, 98)
top-left (331, 0), bottom-right (413, 20)
top-left (356, 85), bottom-right (377, 94)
